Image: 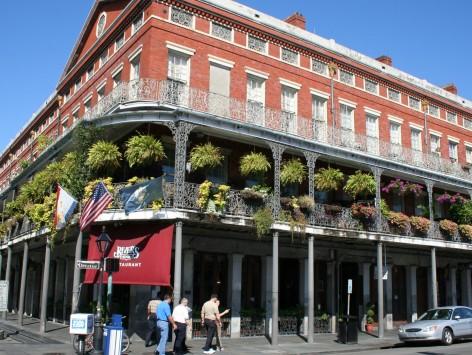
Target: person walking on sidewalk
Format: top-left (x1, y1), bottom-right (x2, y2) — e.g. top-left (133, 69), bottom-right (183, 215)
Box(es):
top-left (215, 299), bottom-right (230, 351)
top-left (156, 294), bottom-right (177, 355)
top-left (201, 294), bottom-right (220, 354)
top-left (173, 298), bottom-right (191, 355)
top-left (145, 294), bottom-right (162, 347)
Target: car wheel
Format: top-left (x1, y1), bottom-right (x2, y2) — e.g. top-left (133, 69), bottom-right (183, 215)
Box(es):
top-left (441, 327), bottom-right (454, 346)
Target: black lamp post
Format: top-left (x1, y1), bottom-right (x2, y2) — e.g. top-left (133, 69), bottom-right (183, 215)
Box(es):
top-left (92, 226), bottom-right (111, 355)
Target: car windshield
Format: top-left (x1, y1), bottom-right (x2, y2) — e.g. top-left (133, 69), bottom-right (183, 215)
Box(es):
top-left (418, 309), bottom-right (452, 321)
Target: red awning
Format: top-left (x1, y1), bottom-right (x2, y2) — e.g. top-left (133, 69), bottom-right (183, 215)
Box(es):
top-left (84, 224), bottom-right (174, 286)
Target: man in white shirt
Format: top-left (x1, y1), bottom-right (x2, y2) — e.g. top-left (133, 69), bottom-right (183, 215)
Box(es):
top-left (172, 298), bottom-right (191, 355)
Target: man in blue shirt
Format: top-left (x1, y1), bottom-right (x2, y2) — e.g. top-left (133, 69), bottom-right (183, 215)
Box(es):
top-left (156, 294), bottom-right (177, 355)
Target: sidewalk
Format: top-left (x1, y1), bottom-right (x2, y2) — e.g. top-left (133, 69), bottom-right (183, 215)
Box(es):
top-left (0, 314), bottom-right (400, 355)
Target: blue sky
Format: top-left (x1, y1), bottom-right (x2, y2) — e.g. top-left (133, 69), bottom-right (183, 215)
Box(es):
top-left (1, 0), bottom-right (470, 152)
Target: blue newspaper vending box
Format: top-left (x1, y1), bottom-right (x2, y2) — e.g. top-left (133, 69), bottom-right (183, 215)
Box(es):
top-left (103, 314), bottom-right (123, 355)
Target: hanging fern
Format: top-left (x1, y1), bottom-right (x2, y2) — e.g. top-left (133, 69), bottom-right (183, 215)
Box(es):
top-left (189, 142), bottom-right (223, 171)
top-left (86, 140), bottom-right (122, 172)
top-left (280, 158), bottom-right (307, 186)
top-left (344, 170), bottom-right (376, 199)
top-left (125, 134), bottom-right (166, 168)
top-left (239, 152), bottom-right (271, 176)
top-left (314, 167), bottom-right (344, 191)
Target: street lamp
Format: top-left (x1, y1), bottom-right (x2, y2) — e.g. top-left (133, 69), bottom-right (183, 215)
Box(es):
top-left (92, 226), bottom-right (111, 355)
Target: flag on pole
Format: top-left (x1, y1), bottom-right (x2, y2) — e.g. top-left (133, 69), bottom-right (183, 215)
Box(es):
top-left (79, 182), bottom-right (113, 231)
top-left (54, 185), bottom-right (78, 230)
top-left (118, 177), bottom-right (164, 214)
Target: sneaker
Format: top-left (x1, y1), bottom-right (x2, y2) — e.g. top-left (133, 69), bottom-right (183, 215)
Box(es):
top-left (203, 350), bottom-right (215, 354)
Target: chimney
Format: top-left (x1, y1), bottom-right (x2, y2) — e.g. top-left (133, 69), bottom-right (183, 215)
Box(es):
top-left (285, 12), bottom-right (306, 30)
top-left (376, 55), bottom-right (392, 67)
top-left (442, 83), bottom-right (458, 95)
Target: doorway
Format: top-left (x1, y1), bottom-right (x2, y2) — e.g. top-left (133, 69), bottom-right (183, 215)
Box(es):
top-left (340, 262), bottom-right (359, 317)
top-left (392, 265), bottom-right (407, 321)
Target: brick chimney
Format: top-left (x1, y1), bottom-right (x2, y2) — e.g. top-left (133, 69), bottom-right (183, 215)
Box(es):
top-left (285, 12), bottom-right (306, 30)
top-left (376, 55), bottom-right (392, 67)
top-left (442, 83), bottom-right (458, 95)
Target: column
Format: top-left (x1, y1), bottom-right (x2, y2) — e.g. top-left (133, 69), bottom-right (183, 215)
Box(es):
top-left (461, 269), bottom-right (472, 307)
top-left (430, 247), bottom-right (438, 309)
top-left (173, 221), bottom-right (183, 308)
top-left (165, 121), bottom-right (195, 208)
top-left (2, 244), bottom-right (12, 319)
top-left (53, 259), bottom-right (65, 322)
top-left (18, 241), bottom-right (29, 326)
top-left (0, 251), bottom-right (3, 279)
top-left (385, 264), bottom-right (393, 330)
top-left (299, 258), bottom-right (308, 337)
top-left (263, 256), bottom-right (273, 337)
top-left (12, 256), bottom-right (20, 312)
top-left (269, 144), bottom-right (285, 219)
top-left (307, 236), bottom-right (314, 343)
top-left (326, 259), bottom-right (336, 333)
top-left (370, 167), bottom-right (383, 231)
top-left (361, 263), bottom-right (370, 329)
top-left (303, 152), bottom-right (319, 200)
top-left (406, 266), bottom-right (418, 322)
top-left (229, 254), bottom-right (243, 338)
top-left (71, 230), bottom-right (83, 314)
top-left (40, 239), bottom-right (51, 333)
top-left (449, 266), bottom-right (457, 305)
top-left (63, 257), bottom-right (70, 323)
top-left (425, 180), bottom-right (434, 237)
top-left (377, 242), bottom-right (384, 338)
top-left (271, 232), bottom-right (279, 345)
top-left (182, 249), bottom-right (194, 306)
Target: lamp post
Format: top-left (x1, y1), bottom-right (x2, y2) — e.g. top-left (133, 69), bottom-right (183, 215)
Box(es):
top-left (93, 226), bottom-right (111, 355)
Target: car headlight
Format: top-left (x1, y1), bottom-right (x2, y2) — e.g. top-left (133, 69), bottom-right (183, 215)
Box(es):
top-left (424, 325), bottom-right (438, 332)
top-left (398, 327), bottom-right (405, 333)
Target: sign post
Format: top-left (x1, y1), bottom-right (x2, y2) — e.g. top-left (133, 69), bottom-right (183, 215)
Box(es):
top-left (0, 281), bottom-right (8, 312)
top-left (347, 279), bottom-right (352, 318)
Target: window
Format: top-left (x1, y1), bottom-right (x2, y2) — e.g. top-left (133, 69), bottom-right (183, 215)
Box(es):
top-left (281, 48), bottom-right (298, 65)
top-left (388, 88), bottom-right (400, 102)
top-left (96, 12), bottom-right (106, 38)
top-left (99, 50), bottom-right (108, 68)
top-left (340, 104), bottom-right (354, 130)
top-left (74, 78), bottom-right (82, 93)
top-left (132, 12), bottom-right (144, 34)
top-left (72, 108), bottom-right (80, 123)
top-left (171, 7), bottom-right (193, 28)
top-left (97, 85), bottom-right (106, 101)
top-left (209, 63), bottom-right (231, 116)
top-left (448, 141), bottom-right (458, 161)
top-left (409, 96), bottom-right (420, 110)
top-left (390, 122), bottom-right (401, 145)
top-left (312, 96), bottom-right (327, 141)
top-left (211, 22), bottom-right (232, 41)
top-left (466, 146), bottom-right (472, 164)
top-left (430, 134), bottom-right (441, 155)
top-left (410, 129), bottom-right (422, 151)
top-left (130, 55), bottom-right (140, 81)
top-left (168, 52), bottom-right (189, 83)
top-left (281, 86), bottom-right (297, 134)
top-left (312, 59), bottom-right (327, 75)
top-left (464, 118), bottom-right (472, 130)
top-left (84, 98), bottom-right (92, 113)
top-left (428, 104), bottom-right (439, 117)
top-left (366, 114), bottom-right (379, 153)
top-left (364, 79), bottom-right (378, 94)
top-left (446, 111), bottom-right (457, 124)
top-left (112, 69), bottom-right (122, 88)
top-left (86, 66), bottom-right (94, 81)
top-left (115, 33), bottom-right (125, 51)
top-left (248, 35), bottom-right (267, 53)
top-left (339, 70), bottom-right (354, 85)
top-left (247, 75), bottom-right (265, 124)
top-left (48, 113), bottom-right (55, 125)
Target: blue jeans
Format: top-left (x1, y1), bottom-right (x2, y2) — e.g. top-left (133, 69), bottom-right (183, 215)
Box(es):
top-left (156, 320), bottom-right (169, 355)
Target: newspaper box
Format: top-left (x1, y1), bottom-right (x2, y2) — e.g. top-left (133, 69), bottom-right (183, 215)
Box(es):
top-left (70, 313), bottom-right (94, 335)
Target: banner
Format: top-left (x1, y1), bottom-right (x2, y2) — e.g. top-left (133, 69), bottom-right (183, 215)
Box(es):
top-left (84, 224), bottom-right (174, 286)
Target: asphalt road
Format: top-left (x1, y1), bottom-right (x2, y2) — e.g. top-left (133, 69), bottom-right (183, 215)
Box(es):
top-left (352, 340), bottom-right (472, 355)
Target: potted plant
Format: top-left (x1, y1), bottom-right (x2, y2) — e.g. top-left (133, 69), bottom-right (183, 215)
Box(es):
top-left (387, 212), bottom-right (410, 234)
top-left (314, 167), bottom-right (344, 192)
top-left (189, 142), bottom-right (223, 171)
top-left (197, 180), bottom-right (213, 210)
top-left (351, 203), bottom-right (376, 221)
top-left (280, 158), bottom-right (307, 186)
top-left (252, 207), bottom-right (273, 239)
top-left (297, 195), bottom-right (315, 213)
top-left (344, 170), bottom-right (376, 200)
top-left (410, 216), bottom-right (431, 235)
top-left (240, 185), bottom-right (271, 202)
top-left (213, 184), bottom-right (231, 213)
top-left (458, 225), bottom-right (472, 242)
top-left (239, 152), bottom-right (271, 182)
top-left (365, 304), bottom-right (375, 333)
top-left (439, 219), bottom-right (458, 239)
top-left (86, 140), bottom-right (122, 173)
top-left (125, 134), bottom-right (166, 168)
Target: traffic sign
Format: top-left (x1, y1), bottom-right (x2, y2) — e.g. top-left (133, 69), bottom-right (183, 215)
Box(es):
top-left (347, 279), bottom-right (353, 294)
top-left (0, 280), bottom-right (8, 312)
top-left (76, 260), bottom-right (101, 270)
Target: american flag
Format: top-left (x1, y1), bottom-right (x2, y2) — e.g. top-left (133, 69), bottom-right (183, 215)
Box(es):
top-left (79, 182), bottom-right (113, 231)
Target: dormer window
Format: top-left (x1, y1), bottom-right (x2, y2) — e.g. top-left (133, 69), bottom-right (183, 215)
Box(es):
top-left (96, 12), bottom-right (106, 38)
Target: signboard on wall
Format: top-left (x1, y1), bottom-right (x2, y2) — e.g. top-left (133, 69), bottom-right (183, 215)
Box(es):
top-left (0, 280), bottom-right (8, 312)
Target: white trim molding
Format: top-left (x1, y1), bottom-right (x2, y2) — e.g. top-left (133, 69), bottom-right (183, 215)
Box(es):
top-left (339, 98), bottom-right (357, 108)
top-left (279, 78), bottom-right (301, 90)
top-left (364, 107), bottom-right (381, 116)
top-left (111, 63), bottom-right (124, 77)
top-left (387, 115), bottom-right (403, 124)
top-left (208, 55), bottom-right (235, 68)
top-left (447, 135), bottom-right (460, 143)
top-left (245, 67), bottom-right (269, 79)
top-left (310, 88), bottom-right (330, 99)
top-left (128, 44), bottom-right (143, 61)
top-left (429, 129), bottom-right (443, 137)
top-left (464, 141), bottom-right (472, 148)
top-left (165, 41), bottom-right (196, 56)
top-left (409, 122), bottom-right (423, 131)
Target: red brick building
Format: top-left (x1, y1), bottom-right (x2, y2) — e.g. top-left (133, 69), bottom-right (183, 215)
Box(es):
top-left (1, 0), bottom-right (472, 342)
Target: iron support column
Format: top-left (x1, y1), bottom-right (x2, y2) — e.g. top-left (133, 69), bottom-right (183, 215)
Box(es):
top-left (431, 247), bottom-right (438, 308)
top-left (173, 221), bottom-right (183, 308)
top-left (377, 242), bottom-right (384, 338)
top-left (269, 144), bottom-right (285, 219)
top-left (2, 243), bottom-right (12, 320)
top-left (271, 232), bottom-right (279, 345)
top-left (425, 180), bottom-right (434, 237)
top-left (371, 167), bottom-right (383, 231)
top-left (40, 238), bottom-right (51, 333)
top-left (18, 241), bottom-right (29, 326)
top-left (307, 235), bottom-right (314, 343)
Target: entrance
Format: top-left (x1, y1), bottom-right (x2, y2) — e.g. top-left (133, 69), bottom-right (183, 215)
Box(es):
top-left (417, 267), bottom-right (428, 316)
top-left (340, 262), bottom-right (359, 317)
top-left (392, 265), bottom-right (407, 321)
top-left (279, 258), bottom-right (300, 309)
top-left (193, 252), bottom-right (228, 308)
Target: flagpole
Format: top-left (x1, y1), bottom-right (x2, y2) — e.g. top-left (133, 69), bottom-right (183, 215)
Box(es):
top-left (72, 202), bottom-right (83, 314)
